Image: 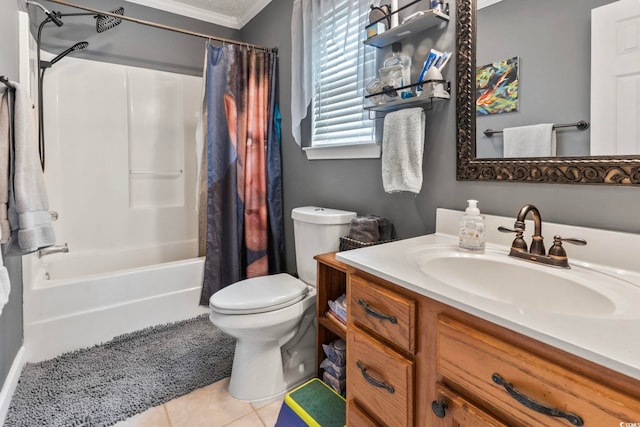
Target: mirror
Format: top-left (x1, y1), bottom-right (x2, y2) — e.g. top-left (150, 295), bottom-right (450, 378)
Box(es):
top-left (456, 0), bottom-right (640, 185)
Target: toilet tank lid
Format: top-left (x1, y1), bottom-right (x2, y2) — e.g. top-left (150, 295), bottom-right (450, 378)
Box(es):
top-left (209, 273), bottom-right (308, 313)
top-left (291, 207), bottom-right (357, 225)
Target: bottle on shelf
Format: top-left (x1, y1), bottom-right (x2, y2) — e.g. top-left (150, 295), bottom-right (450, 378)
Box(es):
top-left (382, 42), bottom-right (412, 98)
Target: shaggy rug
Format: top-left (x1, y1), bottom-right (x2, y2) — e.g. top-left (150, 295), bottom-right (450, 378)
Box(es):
top-left (5, 314), bottom-right (235, 427)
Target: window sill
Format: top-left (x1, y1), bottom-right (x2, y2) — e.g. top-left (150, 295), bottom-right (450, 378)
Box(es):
top-left (303, 143), bottom-right (381, 160)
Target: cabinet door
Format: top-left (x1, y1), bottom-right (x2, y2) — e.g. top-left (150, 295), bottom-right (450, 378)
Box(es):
top-left (347, 325), bottom-right (414, 427)
top-left (437, 316), bottom-right (640, 426)
top-left (431, 383), bottom-right (508, 427)
top-left (348, 399), bottom-right (382, 427)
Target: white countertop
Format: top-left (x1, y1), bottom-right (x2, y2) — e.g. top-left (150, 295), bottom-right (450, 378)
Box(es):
top-left (336, 208), bottom-right (640, 381)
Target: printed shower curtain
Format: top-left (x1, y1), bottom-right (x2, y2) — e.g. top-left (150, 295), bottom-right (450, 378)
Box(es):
top-left (199, 43), bottom-right (284, 305)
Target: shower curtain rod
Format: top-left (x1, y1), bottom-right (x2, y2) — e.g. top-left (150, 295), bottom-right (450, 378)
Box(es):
top-left (45, 0), bottom-right (278, 53)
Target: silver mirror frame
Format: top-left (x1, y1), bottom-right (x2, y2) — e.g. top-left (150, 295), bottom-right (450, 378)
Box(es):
top-left (456, 0), bottom-right (640, 185)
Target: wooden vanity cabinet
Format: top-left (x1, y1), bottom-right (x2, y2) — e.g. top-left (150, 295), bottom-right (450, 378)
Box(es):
top-left (335, 268), bottom-right (640, 427)
top-left (314, 252), bottom-right (348, 377)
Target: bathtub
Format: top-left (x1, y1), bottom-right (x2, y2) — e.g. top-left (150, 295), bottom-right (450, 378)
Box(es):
top-left (23, 252), bottom-right (208, 363)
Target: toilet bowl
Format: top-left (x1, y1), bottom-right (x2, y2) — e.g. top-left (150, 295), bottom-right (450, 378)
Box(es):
top-left (210, 274), bottom-right (316, 402)
top-left (208, 206), bottom-right (356, 402)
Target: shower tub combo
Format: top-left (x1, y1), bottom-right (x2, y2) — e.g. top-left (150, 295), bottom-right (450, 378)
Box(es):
top-left (22, 55), bottom-right (207, 362)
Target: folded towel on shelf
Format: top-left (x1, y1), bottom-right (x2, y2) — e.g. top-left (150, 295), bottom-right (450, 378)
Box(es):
top-left (503, 123), bottom-right (556, 158)
top-left (382, 107), bottom-right (425, 194)
top-left (5, 81), bottom-right (55, 255)
top-left (0, 89), bottom-right (11, 243)
top-left (347, 216), bottom-right (380, 243)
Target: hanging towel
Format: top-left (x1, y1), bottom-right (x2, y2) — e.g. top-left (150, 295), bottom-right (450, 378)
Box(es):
top-left (5, 81), bottom-right (55, 255)
top-left (0, 261), bottom-right (9, 317)
top-left (0, 89), bottom-right (11, 243)
top-left (0, 88), bottom-right (11, 316)
top-left (382, 107), bottom-right (425, 194)
top-left (503, 123), bottom-right (556, 158)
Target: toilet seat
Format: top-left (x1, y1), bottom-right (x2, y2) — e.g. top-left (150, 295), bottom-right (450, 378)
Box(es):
top-left (209, 273), bottom-right (309, 315)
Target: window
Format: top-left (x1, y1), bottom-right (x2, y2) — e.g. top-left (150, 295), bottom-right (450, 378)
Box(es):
top-left (310, 0), bottom-right (376, 149)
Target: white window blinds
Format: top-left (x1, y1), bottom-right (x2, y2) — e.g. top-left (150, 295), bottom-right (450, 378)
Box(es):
top-left (311, 0), bottom-right (375, 147)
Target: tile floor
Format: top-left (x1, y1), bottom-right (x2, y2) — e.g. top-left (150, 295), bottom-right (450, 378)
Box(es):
top-left (113, 377), bottom-right (283, 427)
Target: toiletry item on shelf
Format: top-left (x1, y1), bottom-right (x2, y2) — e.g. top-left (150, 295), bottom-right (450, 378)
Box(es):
top-left (366, 78), bottom-right (385, 105)
top-left (430, 0), bottom-right (444, 13)
top-left (416, 67), bottom-right (450, 99)
top-left (367, 22), bottom-right (386, 38)
top-left (383, 42), bottom-right (412, 98)
top-left (390, 0), bottom-right (399, 27)
top-left (416, 49), bottom-right (452, 97)
top-left (378, 64), bottom-right (403, 102)
top-left (459, 199), bottom-right (486, 253)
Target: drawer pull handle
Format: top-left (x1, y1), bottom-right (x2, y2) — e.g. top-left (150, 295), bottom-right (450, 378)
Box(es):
top-left (492, 373), bottom-right (584, 426)
top-left (358, 299), bottom-right (397, 324)
top-left (356, 361), bottom-right (395, 394)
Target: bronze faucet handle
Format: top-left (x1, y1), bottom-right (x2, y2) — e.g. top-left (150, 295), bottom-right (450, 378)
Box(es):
top-left (553, 236), bottom-right (587, 246)
top-left (548, 235), bottom-right (587, 259)
top-left (498, 226), bottom-right (527, 252)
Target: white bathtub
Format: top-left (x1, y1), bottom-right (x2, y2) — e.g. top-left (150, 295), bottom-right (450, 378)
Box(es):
top-left (23, 254), bottom-right (208, 363)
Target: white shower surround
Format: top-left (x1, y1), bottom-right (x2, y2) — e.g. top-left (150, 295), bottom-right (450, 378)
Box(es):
top-left (22, 56), bottom-right (208, 362)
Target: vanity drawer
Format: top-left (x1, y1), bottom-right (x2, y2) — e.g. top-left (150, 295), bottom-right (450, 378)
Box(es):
top-left (347, 400), bottom-right (381, 427)
top-left (349, 275), bottom-right (416, 353)
top-left (437, 316), bottom-right (640, 426)
top-left (347, 326), bottom-right (414, 427)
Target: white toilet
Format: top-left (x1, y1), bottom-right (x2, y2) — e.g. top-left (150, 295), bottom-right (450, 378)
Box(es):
top-left (209, 206), bottom-right (356, 402)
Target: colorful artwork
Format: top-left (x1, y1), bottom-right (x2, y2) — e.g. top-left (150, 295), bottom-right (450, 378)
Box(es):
top-left (476, 57), bottom-right (519, 116)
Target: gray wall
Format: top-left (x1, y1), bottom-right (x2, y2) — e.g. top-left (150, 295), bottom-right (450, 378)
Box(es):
top-left (475, 0), bottom-right (613, 158)
top-left (243, 0), bottom-right (640, 274)
top-left (0, 0), bottom-right (25, 393)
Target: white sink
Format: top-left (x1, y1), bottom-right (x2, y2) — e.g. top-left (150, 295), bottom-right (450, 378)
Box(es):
top-left (412, 246), bottom-right (636, 318)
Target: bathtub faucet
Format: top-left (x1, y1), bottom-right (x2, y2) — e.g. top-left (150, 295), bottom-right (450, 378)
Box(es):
top-left (37, 243), bottom-right (69, 258)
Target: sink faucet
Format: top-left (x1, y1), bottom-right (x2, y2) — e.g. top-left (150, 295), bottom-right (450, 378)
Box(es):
top-left (499, 204), bottom-right (586, 268)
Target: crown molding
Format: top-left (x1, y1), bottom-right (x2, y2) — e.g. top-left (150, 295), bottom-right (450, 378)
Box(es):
top-left (125, 0), bottom-right (271, 29)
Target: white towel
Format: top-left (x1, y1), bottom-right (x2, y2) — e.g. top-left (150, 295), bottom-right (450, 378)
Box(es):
top-left (0, 261), bottom-right (10, 317)
top-left (0, 89), bottom-right (11, 243)
top-left (382, 107), bottom-right (425, 194)
top-left (503, 123), bottom-right (556, 158)
top-left (5, 80), bottom-right (55, 255)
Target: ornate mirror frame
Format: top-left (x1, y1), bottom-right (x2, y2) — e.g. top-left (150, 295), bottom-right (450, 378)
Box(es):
top-left (455, 0), bottom-right (640, 185)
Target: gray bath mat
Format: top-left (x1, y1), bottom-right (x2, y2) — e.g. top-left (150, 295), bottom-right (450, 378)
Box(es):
top-left (5, 314), bottom-right (235, 427)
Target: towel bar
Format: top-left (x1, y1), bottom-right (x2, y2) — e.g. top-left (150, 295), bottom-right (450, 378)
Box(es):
top-left (484, 120), bottom-right (589, 137)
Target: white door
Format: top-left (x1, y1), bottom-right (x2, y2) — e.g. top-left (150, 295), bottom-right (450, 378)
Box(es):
top-left (591, 0), bottom-right (640, 155)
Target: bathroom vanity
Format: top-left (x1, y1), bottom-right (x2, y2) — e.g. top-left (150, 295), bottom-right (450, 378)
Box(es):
top-left (322, 208), bottom-right (640, 426)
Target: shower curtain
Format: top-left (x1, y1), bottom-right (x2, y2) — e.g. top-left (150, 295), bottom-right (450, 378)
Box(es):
top-left (199, 43), bottom-right (284, 305)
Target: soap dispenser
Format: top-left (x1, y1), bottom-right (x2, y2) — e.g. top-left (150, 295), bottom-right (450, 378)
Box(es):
top-left (459, 199), bottom-right (486, 253)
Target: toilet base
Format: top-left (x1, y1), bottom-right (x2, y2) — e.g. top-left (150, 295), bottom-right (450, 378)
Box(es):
top-left (227, 313), bottom-right (316, 403)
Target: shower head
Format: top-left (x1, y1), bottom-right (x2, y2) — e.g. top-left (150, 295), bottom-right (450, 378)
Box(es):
top-left (26, 0), bottom-right (63, 26)
top-left (96, 7), bottom-right (124, 33)
top-left (40, 41), bottom-right (89, 69)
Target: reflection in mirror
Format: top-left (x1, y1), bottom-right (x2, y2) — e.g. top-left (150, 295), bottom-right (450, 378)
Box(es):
top-left (456, 0), bottom-right (640, 185)
top-left (475, 0), bottom-right (619, 159)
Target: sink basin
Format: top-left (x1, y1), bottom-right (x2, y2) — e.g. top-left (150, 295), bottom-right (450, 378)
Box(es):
top-left (413, 247), bottom-right (619, 317)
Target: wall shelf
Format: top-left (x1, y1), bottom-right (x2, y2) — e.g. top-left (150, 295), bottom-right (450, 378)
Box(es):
top-left (364, 9), bottom-right (450, 48)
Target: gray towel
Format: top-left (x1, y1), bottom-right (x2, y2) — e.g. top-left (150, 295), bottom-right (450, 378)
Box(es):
top-left (348, 216), bottom-right (380, 243)
top-left (382, 107), bottom-right (425, 194)
top-left (0, 90), bottom-right (11, 243)
top-left (5, 81), bottom-right (55, 255)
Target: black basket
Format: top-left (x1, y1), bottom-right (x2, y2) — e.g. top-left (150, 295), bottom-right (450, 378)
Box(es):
top-left (339, 236), bottom-right (397, 251)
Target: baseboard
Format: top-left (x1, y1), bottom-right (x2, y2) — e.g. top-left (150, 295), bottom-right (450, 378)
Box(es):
top-left (0, 346), bottom-right (26, 425)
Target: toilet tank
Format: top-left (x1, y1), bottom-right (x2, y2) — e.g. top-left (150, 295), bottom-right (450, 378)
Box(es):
top-left (292, 207), bottom-right (356, 286)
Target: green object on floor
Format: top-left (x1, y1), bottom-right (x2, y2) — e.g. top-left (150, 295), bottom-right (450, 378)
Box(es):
top-left (282, 378), bottom-right (346, 427)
